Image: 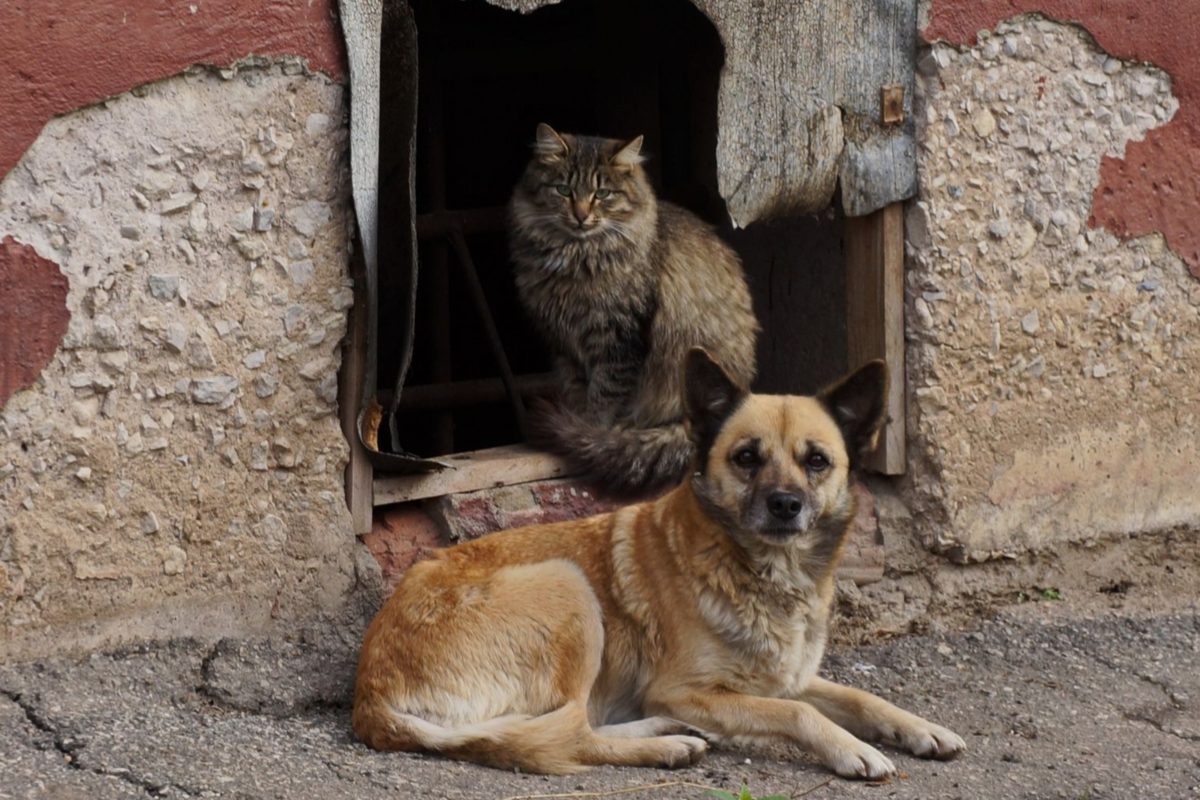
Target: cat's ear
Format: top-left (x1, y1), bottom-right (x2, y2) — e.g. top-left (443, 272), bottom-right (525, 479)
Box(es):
top-left (611, 135), bottom-right (645, 168)
top-left (535, 123), bottom-right (569, 162)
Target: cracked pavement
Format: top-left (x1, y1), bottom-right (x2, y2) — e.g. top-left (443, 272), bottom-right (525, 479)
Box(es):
top-left (2, 606), bottom-right (1198, 800)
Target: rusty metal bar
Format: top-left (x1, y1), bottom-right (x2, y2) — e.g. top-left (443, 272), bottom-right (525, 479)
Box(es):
top-left (447, 230), bottom-right (529, 438)
top-left (381, 372), bottom-right (556, 411)
top-left (416, 206), bottom-right (508, 239)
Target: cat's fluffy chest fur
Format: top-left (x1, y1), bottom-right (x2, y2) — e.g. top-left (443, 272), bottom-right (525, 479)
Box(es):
top-left (507, 125), bottom-right (759, 493)
top-left (513, 206), bottom-right (657, 404)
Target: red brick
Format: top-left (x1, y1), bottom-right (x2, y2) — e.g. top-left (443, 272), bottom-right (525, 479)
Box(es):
top-left (429, 479), bottom-right (637, 541)
top-left (423, 476), bottom-right (884, 585)
top-left (362, 505), bottom-right (447, 590)
top-left (840, 481), bottom-right (885, 585)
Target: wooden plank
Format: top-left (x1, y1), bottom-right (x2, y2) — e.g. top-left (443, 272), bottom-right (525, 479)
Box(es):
top-left (339, 264), bottom-right (374, 535)
top-left (695, 0), bottom-right (917, 221)
top-left (845, 202), bottom-right (906, 475)
top-left (374, 445), bottom-right (571, 506)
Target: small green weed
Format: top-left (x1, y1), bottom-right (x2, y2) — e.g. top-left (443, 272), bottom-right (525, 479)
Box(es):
top-left (1041, 588), bottom-right (1064, 601)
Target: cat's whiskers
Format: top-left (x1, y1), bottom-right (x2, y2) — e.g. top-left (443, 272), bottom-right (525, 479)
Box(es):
top-left (611, 224), bottom-right (639, 247)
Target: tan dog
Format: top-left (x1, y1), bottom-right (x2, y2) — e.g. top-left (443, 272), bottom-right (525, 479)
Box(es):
top-left (353, 350), bottom-right (965, 778)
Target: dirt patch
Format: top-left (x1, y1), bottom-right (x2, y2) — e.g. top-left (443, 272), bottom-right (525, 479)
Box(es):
top-left (833, 525), bottom-right (1200, 648)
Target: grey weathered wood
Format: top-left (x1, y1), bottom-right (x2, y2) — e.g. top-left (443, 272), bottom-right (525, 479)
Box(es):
top-left (339, 260), bottom-right (373, 534)
top-left (482, 0), bottom-right (917, 224)
top-left (338, 0), bottom-right (381, 532)
top-left (835, 0), bottom-right (918, 218)
top-left (374, 445), bottom-right (571, 505)
top-left (339, 0), bottom-right (381, 276)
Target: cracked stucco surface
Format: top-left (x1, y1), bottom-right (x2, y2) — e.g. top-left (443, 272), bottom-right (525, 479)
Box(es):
top-left (1, 607), bottom-right (1197, 798)
top-left (903, 18), bottom-right (1200, 560)
top-left (0, 62), bottom-right (380, 660)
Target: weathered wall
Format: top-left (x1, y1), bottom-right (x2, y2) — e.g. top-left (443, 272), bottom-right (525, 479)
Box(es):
top-left (925, 0), bottom-right (1200, 276)
top-left (0, 0), bottom-right (345, 184)
top-left (0, 62), bottom-right (371, 660)
top-left (905, 15), bottom-right (1200, 561)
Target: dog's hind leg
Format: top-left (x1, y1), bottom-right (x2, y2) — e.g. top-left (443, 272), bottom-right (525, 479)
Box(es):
top-left (594, 717), bottom-right (695, 738)
top-left (497, 702), bottom-right (707, 771)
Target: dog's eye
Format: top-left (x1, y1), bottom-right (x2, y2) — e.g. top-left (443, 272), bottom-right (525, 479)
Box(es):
top-left (733, 448), bottom-right (760, 468)
top-left (806, 452), bottom-right (829, 471)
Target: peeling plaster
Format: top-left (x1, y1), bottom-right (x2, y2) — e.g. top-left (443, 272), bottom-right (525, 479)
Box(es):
top-left (904, 18), bottom-right (1200, 561)
top-left (0, 237), bottom-right (71, 408)
top-left (0, 0), bottom-right (346, 183)
top-left (925, 1), bottom-right (1200, 276)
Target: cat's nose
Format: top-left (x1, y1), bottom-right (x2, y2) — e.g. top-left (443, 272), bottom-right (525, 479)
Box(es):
top-left (572, 203), bottom-right (591, 225)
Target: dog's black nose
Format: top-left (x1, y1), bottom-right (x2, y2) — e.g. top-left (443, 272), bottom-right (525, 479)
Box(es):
top-left (767, 492), bottom-right (803, 521)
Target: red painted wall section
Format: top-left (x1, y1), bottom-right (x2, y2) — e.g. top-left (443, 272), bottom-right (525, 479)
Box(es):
top-left (0, 0), bottom-right (346, 185)
top-left (0, 238), bottom-right (71, 409)
top-left (925, 1), bottom-right (1200, 278)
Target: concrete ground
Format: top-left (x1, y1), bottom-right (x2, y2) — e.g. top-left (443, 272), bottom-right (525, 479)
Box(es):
top-left (2, 603), bottom-right (1198, 800)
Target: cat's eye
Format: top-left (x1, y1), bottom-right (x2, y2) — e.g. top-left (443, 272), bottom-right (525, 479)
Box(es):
top-left (555, 184), bottom-right (572, 197)
top-left (733, 448), bottom-right (760, 468)
top-left (806, 452), bottom-right (830, 471)
top-left (595, 188), bottom-right (612, 199)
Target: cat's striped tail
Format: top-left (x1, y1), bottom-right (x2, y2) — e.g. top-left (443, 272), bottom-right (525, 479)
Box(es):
top-left (532, 403), bottom-right (693, 496)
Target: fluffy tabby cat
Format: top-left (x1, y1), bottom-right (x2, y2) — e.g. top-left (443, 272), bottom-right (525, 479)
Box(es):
top-left (508, 124), bottom-right (759, 494)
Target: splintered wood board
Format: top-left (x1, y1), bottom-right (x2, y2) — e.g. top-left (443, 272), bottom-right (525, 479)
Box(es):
top-left (373, 445), bottom-right (571, 505)
top-left (339, 256), bottom-right (374, 535)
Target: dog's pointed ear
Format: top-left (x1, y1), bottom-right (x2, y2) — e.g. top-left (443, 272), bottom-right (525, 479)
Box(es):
top-left (683, 348), bottom-right (746, 461)
top-left (819, 360), bottom-right (889, 467)
top-left (534, 123), bottom-right (569, 162)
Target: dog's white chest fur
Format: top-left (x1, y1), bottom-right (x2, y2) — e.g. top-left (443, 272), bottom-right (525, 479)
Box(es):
top-left (776, 612), bottom-right (828, 696)
top-left (695, 578), bottom-right (829, 696)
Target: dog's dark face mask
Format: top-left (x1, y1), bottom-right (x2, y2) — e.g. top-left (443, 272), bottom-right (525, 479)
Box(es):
top-left (683, 349), bottom-right (888, 559)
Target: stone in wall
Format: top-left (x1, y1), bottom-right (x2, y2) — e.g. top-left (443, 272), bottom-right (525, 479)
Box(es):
top-left (905, 18), bottom-right (1200, 560)
top-left (0, 62), bottom-right (371, 659)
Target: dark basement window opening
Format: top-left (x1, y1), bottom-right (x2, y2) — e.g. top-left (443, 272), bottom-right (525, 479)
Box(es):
top-left (369, 0), bottom-right (896, 507)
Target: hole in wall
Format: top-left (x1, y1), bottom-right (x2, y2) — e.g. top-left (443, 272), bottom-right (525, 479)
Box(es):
top-left (376, 0), bottom-right (847, 459)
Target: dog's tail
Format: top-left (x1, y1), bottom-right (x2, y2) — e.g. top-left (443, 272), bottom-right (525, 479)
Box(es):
top-left (533, 403), bottom-right (694, 495)
top-left (354, 700), bottom-right (595, 774)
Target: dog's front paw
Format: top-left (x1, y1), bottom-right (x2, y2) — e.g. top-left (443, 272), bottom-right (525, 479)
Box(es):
top-left (895, 720), bottom-right (965, 761)
top-left (825, 740), bottom-right (896, 780)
